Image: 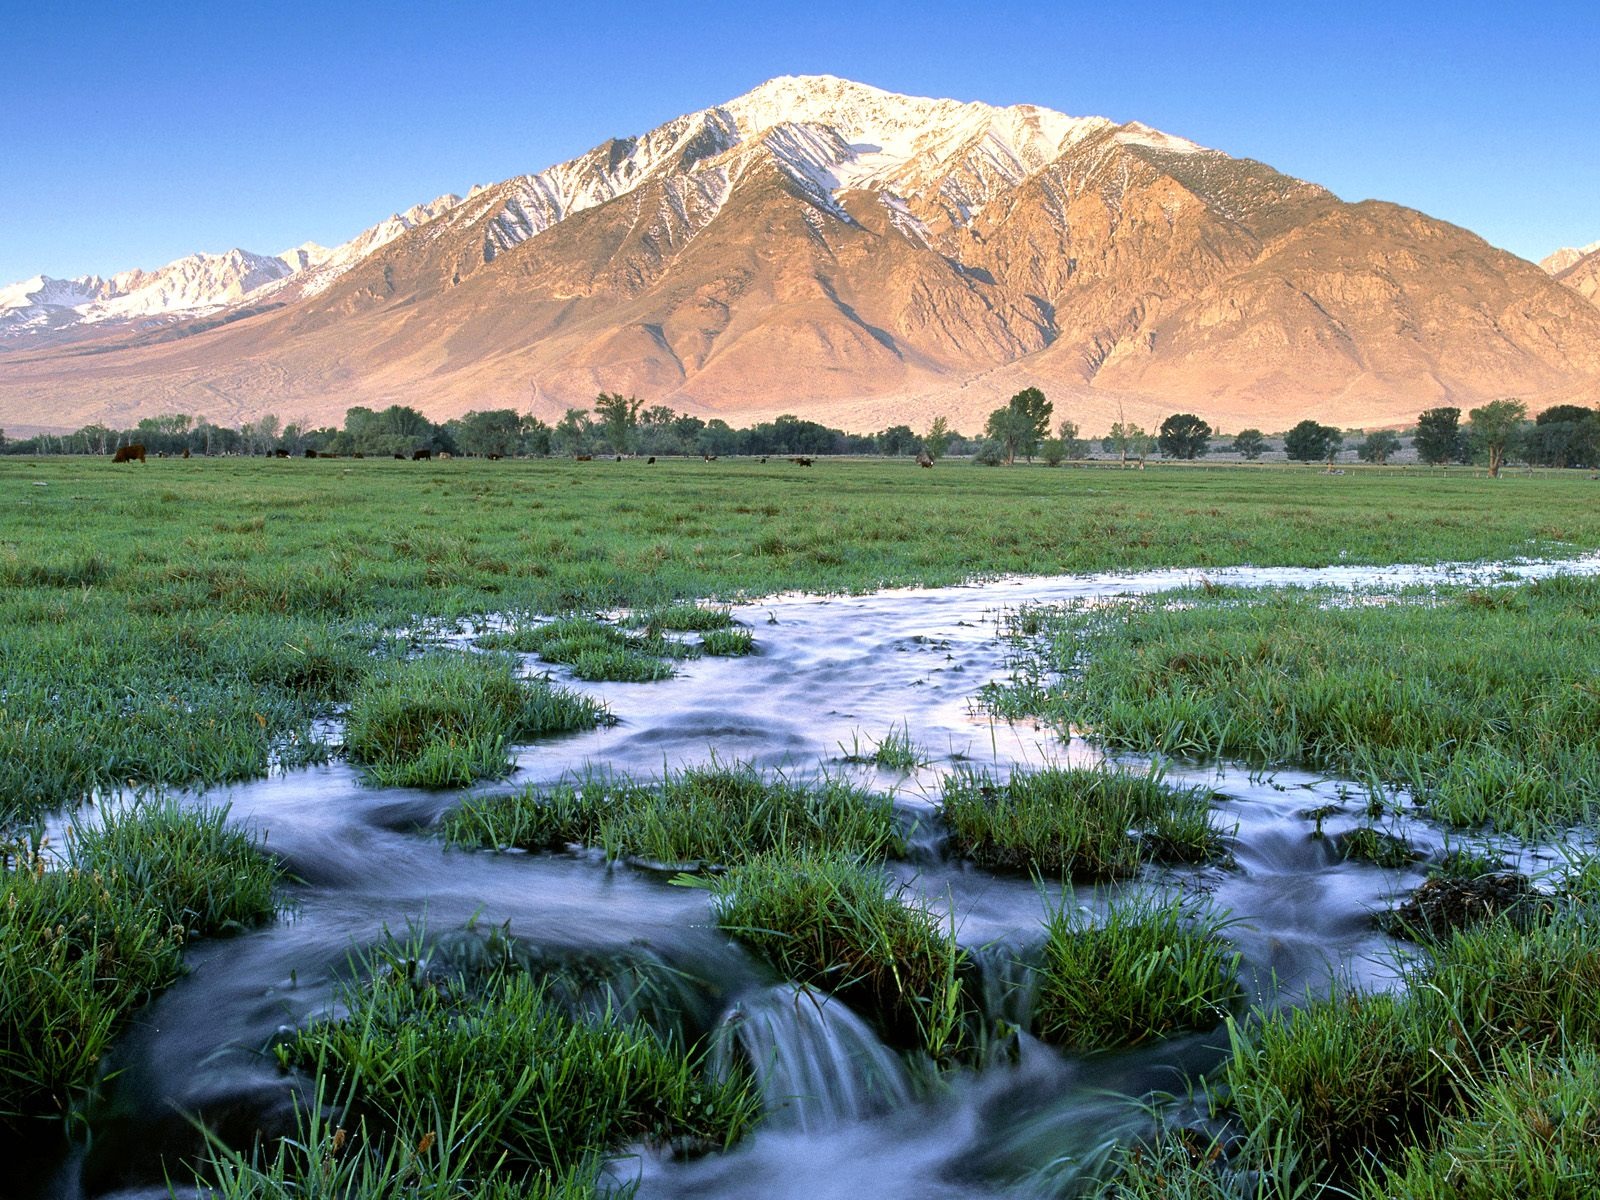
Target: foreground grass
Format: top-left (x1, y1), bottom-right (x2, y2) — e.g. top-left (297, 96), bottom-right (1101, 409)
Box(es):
top-left (941, 766), bottom-right (1225, 878)
top-left (0, 802), bottom-right (278, 1126)
top-left (5, 457), bottom-right (1598, 828)
top-left (269, 935), bottom-right (753, 1195)
top-left (1035, 894), bottom-right (1241, 1052)
top-left (991, 575), bottom-right (1600, 834)
top-left (696, 853), bottom-right (970, 1062)
top-left (442, 762), bottom-right (897, 867)
top-left (343, 652), bottom-right (609, 786)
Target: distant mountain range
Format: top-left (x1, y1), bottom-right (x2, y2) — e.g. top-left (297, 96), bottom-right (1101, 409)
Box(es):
top-left (3, 75), bottom-right (1598, 436)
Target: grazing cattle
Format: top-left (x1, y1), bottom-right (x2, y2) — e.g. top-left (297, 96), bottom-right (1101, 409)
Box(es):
top-left (304, 448), bottom-right (318, 458)
top-left (181, 448), bottom-right (191, 459)
top-left (111, 443), bottom-right (147, 464)
top-left (273, 448), bottom-right (290, 458)
top-left (352, 452), bottom-right (364, 459)
top-left (760, 456), bottom-right (768, 463)
top-left (793, 456), bottom-right (814, 467)
top-left (916, 451), bottom-right (934, 469)
top-left (486, 453), bottom-right (503, 461)
top-left (575, 454), bottom-right (593, 462)
top-left (647, 456), bottom-right (656, 465)
top-left (393, 452), bottom-right (407, 460)
top-left (703, 453), bottom-right (718, 462)
top-left (412, 448), bottom-right (432, 461)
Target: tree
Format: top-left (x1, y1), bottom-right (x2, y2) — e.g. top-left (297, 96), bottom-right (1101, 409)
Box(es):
top-left (1527, 404), bottom-right (1600, 469)
top-left (1040, 438), bottom-right (1066, 466)
top-left (1284, 420), bottom-right (1341, 463)
top-left (1415, 407), bottom-right (1466, 466)
top-left (1357, 429), bottom-right (1402, 465)
top-left (453, 409), bottom-right (524, 458)
top-left (877, 424), bottom-right (920, 456)
top-left (984, 387), bottom-right (1052, 464)
top-left (1056, 418), bottom-right (1088, 459)
top-left (1231, 429), bottom-right (1267, 460)
top-left (551, 407), bottom-right (595, 456)
top-left (923, 416), bottom-right (955, 461)
top-left (594, 392), bottom-right (644, 456)
top-left (1157, 413), bottom-right (1213, 459)
top-left (1467, 398), bottom-right (1528, 478)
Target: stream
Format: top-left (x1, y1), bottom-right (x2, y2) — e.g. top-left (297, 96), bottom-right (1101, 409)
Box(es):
top-left (32, 552), bottom-right (1600, 1200)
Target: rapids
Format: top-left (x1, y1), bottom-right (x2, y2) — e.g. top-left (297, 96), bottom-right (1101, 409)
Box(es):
top-left (38, 552), bottom-right (1600, 1200)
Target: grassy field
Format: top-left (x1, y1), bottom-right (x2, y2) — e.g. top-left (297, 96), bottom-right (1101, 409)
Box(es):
top-left (4, 454), bottom-right (1600, 1197)
top-left (3, 455), bottom-right (1598, 830)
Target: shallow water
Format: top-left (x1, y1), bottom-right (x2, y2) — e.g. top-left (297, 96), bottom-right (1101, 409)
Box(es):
top-left (39, 552), bottom-right (1600, 1200)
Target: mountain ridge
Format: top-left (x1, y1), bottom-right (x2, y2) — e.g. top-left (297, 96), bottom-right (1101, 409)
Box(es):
top-left (2, 75), bottom-right (1597, 435)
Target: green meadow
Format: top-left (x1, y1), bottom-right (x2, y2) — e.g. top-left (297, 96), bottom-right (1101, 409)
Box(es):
top-left (4, 453), bottom-right (1600, 1197)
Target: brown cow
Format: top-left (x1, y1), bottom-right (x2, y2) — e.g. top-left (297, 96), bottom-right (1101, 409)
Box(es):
top-left (703, 453), bottom-right (718, 461)
top-left (793, 456), bottom-right (814, 467)
top-left (916, 451), bottom-right (934, 468)
top-left (575, 454), bottom-right (593, 462)
top-left (181, 447), bottom-right (191, 459)
top-left (111, 443), bottom-right (147, 464)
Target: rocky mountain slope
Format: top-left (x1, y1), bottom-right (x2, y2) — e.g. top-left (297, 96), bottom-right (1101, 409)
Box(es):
top-left (3, 75), bottom-right (1597, 435)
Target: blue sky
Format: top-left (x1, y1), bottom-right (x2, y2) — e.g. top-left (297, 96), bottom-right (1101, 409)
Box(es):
top-left (2, 0), bottom-right (1596, 283)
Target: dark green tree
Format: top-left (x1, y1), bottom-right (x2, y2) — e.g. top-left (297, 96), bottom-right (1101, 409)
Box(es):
top-left (1357, 429), bottom-right (1403, 465)
top-left (1157, 413), bottom-right (1213, 459)
top-left (1415, 407), bottom-right (1467, 466)
top-left (1285, 420), bottom-right (1341, 463)
top-left (1527, 404), bottom-right (1600, 468)
top-left (1231, 429), bottom-right (1267, 460)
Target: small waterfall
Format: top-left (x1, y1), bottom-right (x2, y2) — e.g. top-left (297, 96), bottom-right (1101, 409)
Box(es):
top-left (714, 985), bottom-right (914, 1130)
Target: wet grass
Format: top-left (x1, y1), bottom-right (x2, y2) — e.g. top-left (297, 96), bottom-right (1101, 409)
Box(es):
top-left (343, 652), bottom-right (609, 786)
top-left (696, 852), bottom-right (971, 1062)
top-left (442, 762), bottom-right (897, 868)
top-left (940, 766), bottom-right (1225, 879)
top-left (698, 626), bottom-right (755, 656)
top-left (6, 457), bottom-right (1597, 830)
top-left (1034, 894), bottom-right (1240, 1052)
top-left (482, 615), bottom-right (681, 682)
top-left (1222, 902), bottom-right (1600, 1189)
top-left (1336, 824), bottom-right (1420, 868)
top-left (272, 934), bottom-right (754, 1192)
top-left (989, 575), bottom-right (1600, 835)
top-left (0, 802), bottom-right (278, 1126)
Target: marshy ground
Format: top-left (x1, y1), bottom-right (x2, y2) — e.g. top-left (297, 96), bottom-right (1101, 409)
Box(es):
top-left (3, 456), bottom-right (1600, 1198)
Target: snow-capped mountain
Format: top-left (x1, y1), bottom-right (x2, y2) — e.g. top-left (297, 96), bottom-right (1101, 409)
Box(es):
top-left (1541, 241), bottom-right (1600, 275)
top-left (1, 193), bottom-right (468, 340)
top-left (2, 75), bottom-right (1598, 435)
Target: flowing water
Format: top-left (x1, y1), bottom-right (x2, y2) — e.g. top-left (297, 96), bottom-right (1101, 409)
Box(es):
top-left (32, 552), bottom-right (1600, 1200)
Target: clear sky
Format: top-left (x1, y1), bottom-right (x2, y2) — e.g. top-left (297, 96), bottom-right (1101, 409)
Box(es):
top-left (3, 0), bottom-right (1596, 284)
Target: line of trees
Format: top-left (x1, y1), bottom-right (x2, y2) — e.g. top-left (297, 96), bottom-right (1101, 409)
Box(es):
top-left (0, 399), bottom-right (980, 461)
top-left (6, 392), bottom-right (1595, 473)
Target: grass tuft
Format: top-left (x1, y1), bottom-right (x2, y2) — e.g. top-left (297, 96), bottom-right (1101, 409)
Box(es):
top-left (697, 852), bottom-right (970, 1061)
top-left (1034, 893), bottom-right (1240, 1052)
top-left (0, 802), bottom-right (278, 1125)
top-left (941, 766), bottom-right (1224, 879)
top-left (443, 762), bottom-right (897, 867)
top-left (343, 652), bottom-right (608, 787)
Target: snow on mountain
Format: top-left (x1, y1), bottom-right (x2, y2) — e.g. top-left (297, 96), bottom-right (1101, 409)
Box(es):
top-left (1541, 240), bottom-right (1600, 274)
top-left (1, 76), bottom-right (1211, 340)
top-left (395, 75), bottom-right (1210, 277)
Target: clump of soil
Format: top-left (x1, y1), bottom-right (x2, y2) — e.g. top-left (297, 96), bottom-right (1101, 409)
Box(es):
top-left (1379, 871), bottom-right (1549, 942)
